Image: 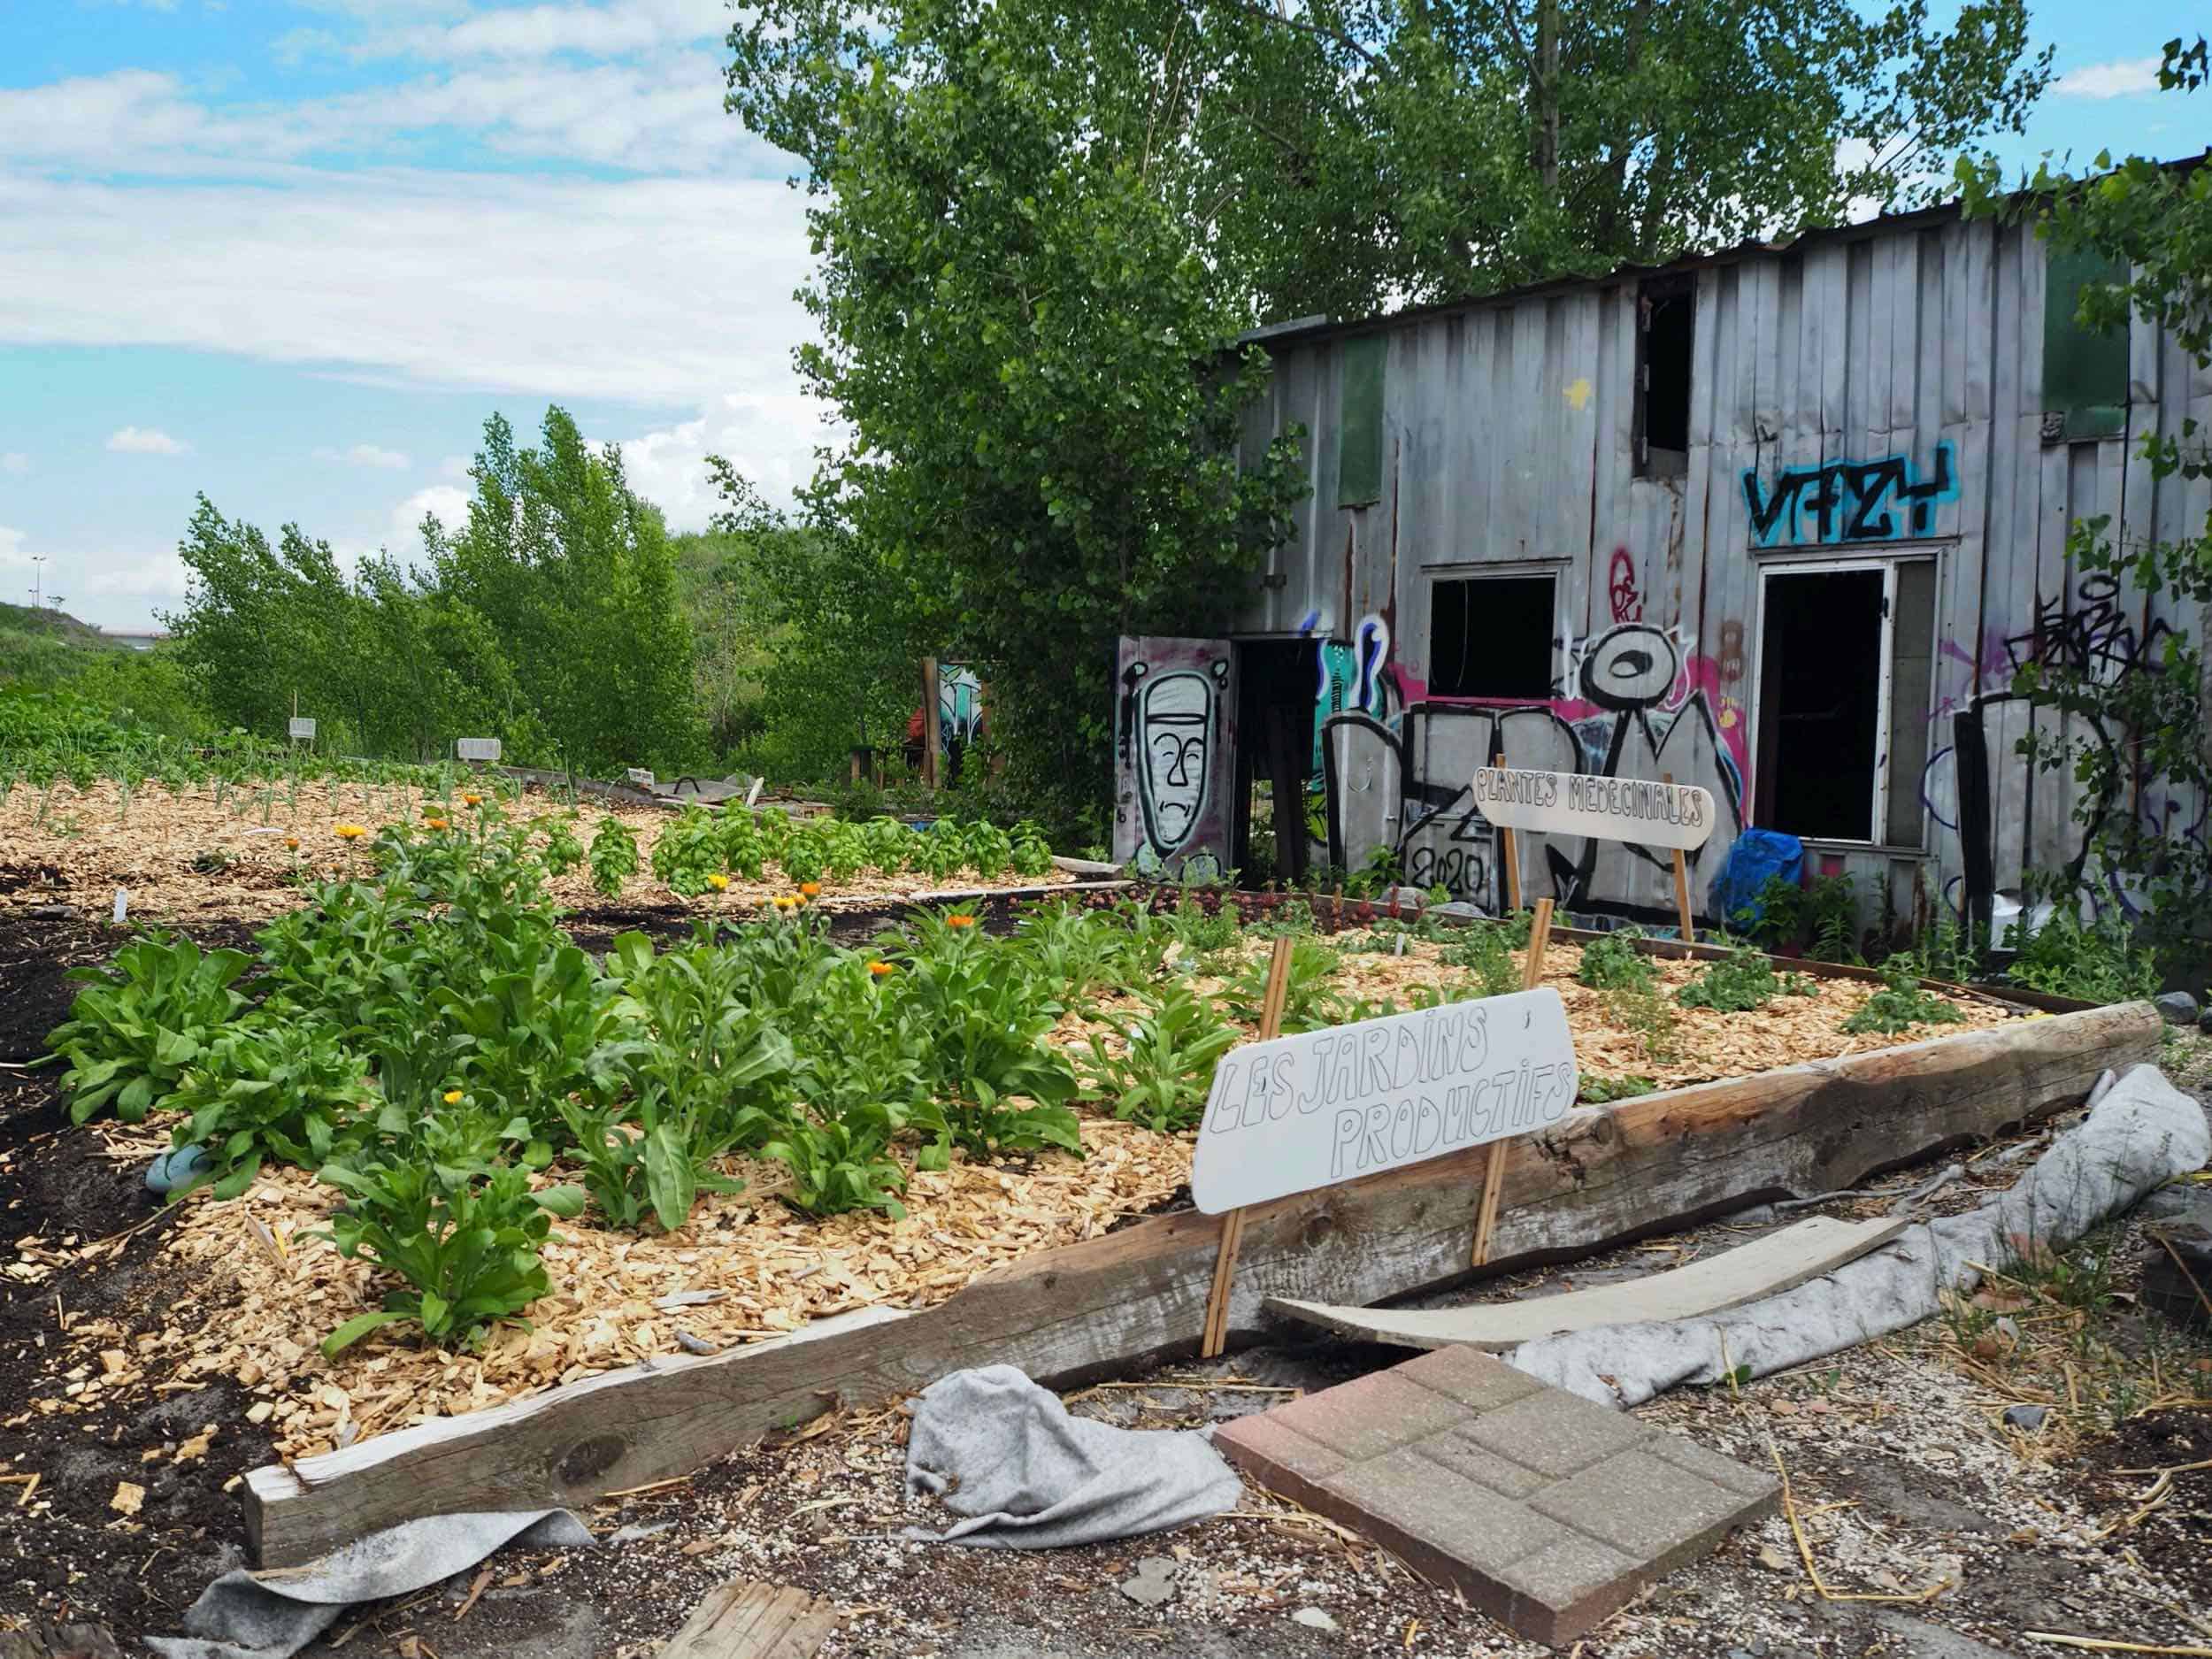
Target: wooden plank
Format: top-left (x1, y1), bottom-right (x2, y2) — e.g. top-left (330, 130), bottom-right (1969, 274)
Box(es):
top-left (1273, 1214), bottom-right (1910, 1351)
top-left (1475, 899), bottom-right (1559, 1267)
top-left (1202, 938), bottom-right (1294, 1357)
top-left (663, 1580), bottom-right (838, 1659)
top-left (242, 1002), bottom-right (2160, 1566)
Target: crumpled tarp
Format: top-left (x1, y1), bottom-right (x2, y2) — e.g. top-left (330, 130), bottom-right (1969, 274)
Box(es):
top-left (903, 1364), bottom-right (1241, 1548)
top-left (1509, 1062), bottom-right (2208, 1407)
top-left (145, 1509), bottom-right (593, 1659)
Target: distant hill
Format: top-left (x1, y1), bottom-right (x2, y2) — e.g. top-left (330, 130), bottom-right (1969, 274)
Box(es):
top-left (0, 602), bottom-right (133, 652)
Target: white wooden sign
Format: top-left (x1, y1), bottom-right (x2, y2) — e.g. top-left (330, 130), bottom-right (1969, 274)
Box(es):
top-left (1190, 988), bottom-right (1578, 1214)
top-left (1472, 766), bottom-right (1717, 850)
top-left (626, 767), bottom-right (656, 788)
top-left (456, 737), bottom-right (503, 763)
top-left (288, 718), bottom-right (316, 741)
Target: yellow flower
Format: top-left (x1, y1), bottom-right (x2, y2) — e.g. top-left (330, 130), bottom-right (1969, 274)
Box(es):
top-left (442, 1089), bottom-right (463, 1105)
top-left (334, 824), bottom-right (367, 841)
top-left (773, 895), bottom-right (797, 910)
top-left (707, 872), bottom-right (730, 892)
top-left (868, 960), bottom-right (895, 978)
top-left (799, 880), bottom-right (821, 898)
top-left (945, 913), bottom-right (977, 929)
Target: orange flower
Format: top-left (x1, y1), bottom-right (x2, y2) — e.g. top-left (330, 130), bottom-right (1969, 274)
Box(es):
top-left (283, 835), bottom-right (299, 850)
top-left (463, 793), bottom-right (483, 808)
top-left (334, 823), bottom-right (367, 841)
top-left (945, 913), bottom-right (977, 929)
top-left (799, 880), bottom-right (821, 897)
top-left (868, 960), bottom-right (895, 977)
top-left (707, 873), bottom-right (730, 892)
top-left (424, 817), bottom-right (450, 831)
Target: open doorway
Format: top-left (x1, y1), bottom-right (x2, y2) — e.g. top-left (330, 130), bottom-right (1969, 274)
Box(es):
top-left (1234, 640), bottom-right (1320, 886)
top-left (1754, 557), bottom-right (1938, 845)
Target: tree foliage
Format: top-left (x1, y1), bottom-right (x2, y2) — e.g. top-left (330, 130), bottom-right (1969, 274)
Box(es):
top-left (165, 409), bottom-right (704, 775)
top-left (1959, 37), bottom-right (2212, 970)
top-left (726, 0), bottom-right (2050, 831)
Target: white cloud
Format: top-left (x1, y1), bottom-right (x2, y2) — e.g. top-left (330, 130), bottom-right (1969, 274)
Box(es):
top-left (106, 426), bottom-right (191, 455)
top-left (439, 455), bottom-right (471, 480)
top-left (2054, 58), bottom-right (2164, 99)
top-left (391, 484), bottom-right (472, 543)
top-left (317, 442), bottom-right (411, 469)
top-left (2, 172), bottom-right (817, 409)
top-left (0, 526), bottom-right (189, 626)
top-left (607, 392), bottom-right (839, 528)
top-left (1, 452), bottom-right (25, 474)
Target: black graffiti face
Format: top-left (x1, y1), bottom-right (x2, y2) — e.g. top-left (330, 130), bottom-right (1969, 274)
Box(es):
top-left (1134, 668), bottom-right (1216, 854)
top-left (1742, 442), bottom-right (1958, 546)
top-left (1578, 624), bottom-right (1678, 710)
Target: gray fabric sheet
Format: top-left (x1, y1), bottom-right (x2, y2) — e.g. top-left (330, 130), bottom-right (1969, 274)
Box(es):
top-left (1509, 1063), bottom-right (2208, 1408)
top-left (903, 1364), bottom-right (1241, 1548)
top-left (144, 1509), bottom-right (591, 1659)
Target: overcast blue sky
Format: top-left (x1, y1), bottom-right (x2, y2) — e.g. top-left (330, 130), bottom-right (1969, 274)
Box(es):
top-left (0, 0), bottom-right (2201, 628)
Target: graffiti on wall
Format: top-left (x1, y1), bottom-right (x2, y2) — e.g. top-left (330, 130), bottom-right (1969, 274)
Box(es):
top-left (1324, 621), bottom-right (1748, 915)
top-left (1302, 609), bottom-right (1399, 776)
top-left (1114, 640), bottom-right (1233, 879)
top-left (1742, 442), bottom-right (1959, 547)
top-left (2004, 573), bottom-right (2175, 686)
top-left (937, 664), bottom-right (985, 756)
top-left (1607, 548), bottom-right (1643, 625)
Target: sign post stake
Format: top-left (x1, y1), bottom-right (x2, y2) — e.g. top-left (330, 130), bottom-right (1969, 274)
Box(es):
top-left (1663, 772), bottom-right (1695, 956)
top-left (1471, 896), bottom-right (1556, 1269)
top-left (1201, 935), bottom-right (1293, 1359)
top-left (1494, 751), bottom-right (1523, 912)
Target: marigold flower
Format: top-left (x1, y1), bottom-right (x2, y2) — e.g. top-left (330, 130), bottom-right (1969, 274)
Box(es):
top-left (442, 1089), bottom-right (463, 1105)
top-left (868, 961), bottom-right (895, 977)
top-left (334, 824), bottom-right (366, 841)
top-left (425, 817), bottom-right (450, 831)
top-left (945, 913), bottom-right (977, 929)
top-left (707, 873), bottom-right (730, 892)
top-left (773, 895), bottom-right (797, 910)
top-left (799, 880), bottom-right (821, 897)
top-left (284, 835), bottom-right (299, 850)
top-left (464, 793), bottom-right (483, 808)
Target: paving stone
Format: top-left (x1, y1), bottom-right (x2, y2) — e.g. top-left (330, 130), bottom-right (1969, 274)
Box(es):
top-left (1216, 1353), bottom-right (1778, 1647)
top-left (1263, 1368), bottom-right (1469, 1461)
top-left (1458, 1387), bottom-right (1651, 1478)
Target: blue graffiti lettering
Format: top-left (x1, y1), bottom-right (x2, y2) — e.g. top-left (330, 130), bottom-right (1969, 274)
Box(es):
top-left (1741, 442), bottom-right (1958, 547)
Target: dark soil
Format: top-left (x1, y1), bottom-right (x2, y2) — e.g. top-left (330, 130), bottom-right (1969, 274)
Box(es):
top-left (2074, 1403), bottom-right (2212, 1609)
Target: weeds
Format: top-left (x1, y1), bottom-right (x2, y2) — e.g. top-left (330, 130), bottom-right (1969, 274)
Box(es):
top-left (1843, 956), bottom-right (1967, 1035)
top-left (1677, 944), bottom-right (1815, 1012)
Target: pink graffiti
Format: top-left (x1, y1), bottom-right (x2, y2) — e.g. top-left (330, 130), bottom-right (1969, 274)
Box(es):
top-left (1608, 549), bottom-right (1643, 625)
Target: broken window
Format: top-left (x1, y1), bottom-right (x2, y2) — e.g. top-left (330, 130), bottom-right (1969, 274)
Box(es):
top-left (1753, 557), bottom-right (1939, 846)
top-left (1428, 574), bottom-right (1555, 698)
top-left (1636, 278), bottom-right (1694, 479)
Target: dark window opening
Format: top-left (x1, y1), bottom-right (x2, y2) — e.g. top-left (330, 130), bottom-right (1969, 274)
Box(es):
top-left (1638, 279), bottom-right (1694, 478)
top-left (1233, 639), bottom-right (1320, 887)
top-left (1430, 576), bottom-right (1555, 698)
top-left (1755, 569), bottom-right (1884, 841)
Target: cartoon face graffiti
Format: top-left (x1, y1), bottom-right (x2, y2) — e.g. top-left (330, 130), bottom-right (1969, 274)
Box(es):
top-left (1578, 624), bottom-right (1680, 711)
top-left (1135, 668), bottom-right (1217, 856)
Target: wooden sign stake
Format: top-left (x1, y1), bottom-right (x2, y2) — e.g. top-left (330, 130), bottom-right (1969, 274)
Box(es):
top-left (1494, 751), bottom-right (1523, 912)
top-left (1663, 772), bottom-right (1695, 956)
top-left (1471, 896), bottom-right (1555, 1269)
top-left (1202, 935), bottom-right (1293, 1358)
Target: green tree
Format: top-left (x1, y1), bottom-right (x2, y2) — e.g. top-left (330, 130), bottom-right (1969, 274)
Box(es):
top-left (427, 410), bottom-right (703, 775)
top-left (726, 0), bottom-right (2048, 831)
top-left (1960, 38), bottom-right (2211, 971)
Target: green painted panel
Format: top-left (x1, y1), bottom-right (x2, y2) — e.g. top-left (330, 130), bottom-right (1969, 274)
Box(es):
top-left (1336, 334), bottom-right (1386, 506)
top-left (2042, 248), bottom-right (2129, 442)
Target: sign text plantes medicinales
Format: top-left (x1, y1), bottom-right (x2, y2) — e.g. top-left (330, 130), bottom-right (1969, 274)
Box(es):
top-left (1471, 766), bottom-right (1717, 850)
top-left (1190, 988), bottom-right (1577, 1213)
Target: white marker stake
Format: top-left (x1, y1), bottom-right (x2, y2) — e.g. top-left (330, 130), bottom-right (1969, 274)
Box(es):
top-left (112, 888), bottom-right (128, 926)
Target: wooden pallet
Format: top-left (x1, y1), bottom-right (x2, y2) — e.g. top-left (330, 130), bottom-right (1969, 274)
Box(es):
top-left (662, 1581), bottom-right (838, 1659)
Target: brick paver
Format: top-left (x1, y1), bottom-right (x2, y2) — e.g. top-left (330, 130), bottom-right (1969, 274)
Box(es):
top-left (1214, 1348), bottom-right (1778, 1646)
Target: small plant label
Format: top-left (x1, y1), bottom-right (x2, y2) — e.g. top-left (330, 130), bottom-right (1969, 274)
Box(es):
top-left (1191, 988), bottom-right (1577, 1213)
top-left (287, 718), bottom-right (316, 742)
top-left (456, 737), bottom-right (503, 763)
top-left (626, 768), bottom-right (655, 787)
top-left (1471, 766), bottom-right (1717, 850)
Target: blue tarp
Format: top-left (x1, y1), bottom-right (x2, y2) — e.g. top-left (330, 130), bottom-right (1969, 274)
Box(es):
top-left (1709, 828), bottom-right (1804, 929)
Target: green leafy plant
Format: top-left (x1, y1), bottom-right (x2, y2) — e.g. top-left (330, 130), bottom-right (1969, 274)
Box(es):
top-left (588, 816), bottom-right (639, 898)
top-left (651, 805), bottom-right (726, 897)
top-left (1080, 984), bottom-right (1241, 1131)
top-left (46, 935), bottom-right (253, 1124)
top-left (1604, 981), bottom-right (1682, 1066)
top-left (1164, 893), bottom-right (1240, 957)
top-left (1677, 945), bottom-right (1815, 1012)
top-left (168, 1019), bottom-right (377, 1200)
top-left (317, 1106), bottom-right (585, 1356)
top-left (1803, 875), bottom-right (1862, 964)
top-left (1010, 820), bottom-right (1055, 878)
top-left (1579, 1074), bottom-right (1657, 1104)
top-left (1843, 956), bottom-right (1968, 1035)
top-left (534, 812), bottom-right (586, 878)
top-left (1440, 924), bottom-right (1522, 999)
top-left (1575, 930), bottom-right (1656, 992)
top-left (1225, 939), bottom-right (1342, 1033)
top-left (2002, 910), bottom-right (2161, 1005)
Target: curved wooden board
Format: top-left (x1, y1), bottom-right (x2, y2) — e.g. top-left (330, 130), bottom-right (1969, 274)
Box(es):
top-left (243, 1001), bottom-right (2159, 1567)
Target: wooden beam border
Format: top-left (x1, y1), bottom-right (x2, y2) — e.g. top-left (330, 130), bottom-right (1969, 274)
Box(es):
top-left (242, 1000), bottom-right (2158, 1566)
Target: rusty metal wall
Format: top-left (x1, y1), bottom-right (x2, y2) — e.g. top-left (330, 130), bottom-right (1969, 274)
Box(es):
top-left (1237, 211), bottom-right (2205, 931)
